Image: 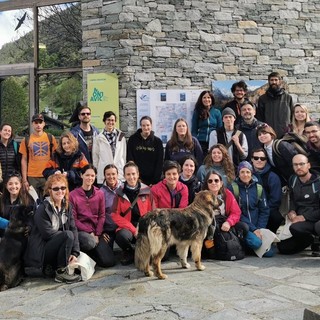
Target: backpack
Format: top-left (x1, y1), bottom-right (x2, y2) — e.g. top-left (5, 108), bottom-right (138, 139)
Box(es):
top-left (212, 215), bottom-right (245, 261)
top-left (25, 133), bottom-right (54, 161)
top-left (273, 132), bottom-right (309, 158)
top-left (231, 182), bottom-right (263, 204)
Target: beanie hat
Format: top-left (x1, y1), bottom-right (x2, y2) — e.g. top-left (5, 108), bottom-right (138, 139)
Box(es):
top-left (222, 107), bottom-right (236, 119)
top-left (238, 161), bottom-right (253, 174)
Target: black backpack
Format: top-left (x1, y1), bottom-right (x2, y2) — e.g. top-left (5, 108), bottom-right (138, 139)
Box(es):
top-left (213, 215), bottom-right (245, 261)
top-left (273, 132), bottom-right (309, 158)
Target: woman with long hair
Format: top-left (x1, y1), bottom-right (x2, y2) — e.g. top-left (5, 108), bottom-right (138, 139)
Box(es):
top-left (93, 111), bottom-right (126, 184)
top-left (111, 161), bottom-right (154, 265)
top-left (202, 170), bottom-right (248, 259)
top-left (127, 116), bottom-right (163, 186)
top-left (196, 144), bottom-right (235, 186)
top-left (191, 91), bottom-right (222, 156)
top-left (0, 171), bottom-right (35, 235)
top-left (43, 132), bottom-right (88, 191)
top-left (165, 118), bottom-right (203, 166)
top-left (24, 174), bottom-right (81, 283)
top-left (69, 164), bottom-right (115, 268)
top-left (178, 155), bottom-right (201, 205)
top-left (286, 104), bottom-right (311, 135)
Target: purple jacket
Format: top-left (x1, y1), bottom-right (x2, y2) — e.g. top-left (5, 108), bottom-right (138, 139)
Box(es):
top-left (69, 186), bottom-right (105, 236)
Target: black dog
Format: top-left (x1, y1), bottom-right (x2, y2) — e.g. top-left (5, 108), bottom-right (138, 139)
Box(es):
top-left (0, 206), bottom-right (30, 291)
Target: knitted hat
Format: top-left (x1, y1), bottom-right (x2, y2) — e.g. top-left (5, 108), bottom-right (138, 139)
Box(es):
top-left (222, 107), bottom-right (236, 119)
top-left (238, 161), bottom-right (253, 174)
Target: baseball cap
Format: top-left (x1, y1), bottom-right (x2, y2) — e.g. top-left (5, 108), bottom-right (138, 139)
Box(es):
top-left (32, 114), bottom-right (44, 122)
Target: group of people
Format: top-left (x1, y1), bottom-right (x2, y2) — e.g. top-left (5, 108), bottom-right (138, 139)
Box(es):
top-left (0, 71), bottom-right (320, 285)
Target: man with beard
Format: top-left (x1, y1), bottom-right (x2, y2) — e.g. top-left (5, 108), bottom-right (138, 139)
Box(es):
top-left (237, 102), bottom-right (263, 161)
top-left (304, 121), bottom-right (320, 173)
top-left (223, 80), bottom-right (250, 125)
top-left (70, 105), bottom-right (99, 164)
top-left (277, 154), bottom-right (320, 256)
top-left (257, 72), bottom-right (293, 138)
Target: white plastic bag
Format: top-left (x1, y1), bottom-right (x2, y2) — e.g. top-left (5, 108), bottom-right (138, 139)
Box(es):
top-left (254, 229), bottom-right (280, 258)
top-left (68, 252), bottom-right (96, 281)
top-left (278, 216), bottom-right (293, 241)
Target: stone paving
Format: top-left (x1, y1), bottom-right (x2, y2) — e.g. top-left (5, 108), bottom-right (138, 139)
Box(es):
top-left (1, 249), bottom-right (320, 320)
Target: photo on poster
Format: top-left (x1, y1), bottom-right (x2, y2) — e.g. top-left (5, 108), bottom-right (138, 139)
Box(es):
top-left (212, 80), bottom-right (268, 109)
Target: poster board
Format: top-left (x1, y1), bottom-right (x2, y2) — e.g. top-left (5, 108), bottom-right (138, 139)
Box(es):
top-left (212, 80), bottom-right (268, 109)
top-left (136, 89), bottom-right (203, 144)
top-left (87, 73), bottom-right (119, 131)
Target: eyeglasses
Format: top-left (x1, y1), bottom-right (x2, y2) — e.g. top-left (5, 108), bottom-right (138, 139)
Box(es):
top-left (304, 130), bottom-right (319, 135)
top-left (292, 162), bottom-right (308, 167)
top-left (207, 178), bottom-right (220, 184)
top-left (252, 156), bottom-right (267, 161)
top-left (80, 112), bottom-right (91, 116)
top-left (51, 186), bottom-right (67, 191)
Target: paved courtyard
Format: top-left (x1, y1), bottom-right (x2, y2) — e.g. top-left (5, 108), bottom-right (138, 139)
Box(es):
top-left (1, 249), bottom-right (320, 320)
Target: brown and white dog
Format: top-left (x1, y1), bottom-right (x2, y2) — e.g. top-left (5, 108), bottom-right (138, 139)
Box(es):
top-left (135, 190), bottom-right (220, 279)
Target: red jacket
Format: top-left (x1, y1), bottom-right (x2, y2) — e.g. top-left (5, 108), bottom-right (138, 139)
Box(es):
top-left (111, 183), bottom-right (154, 235)
top-left (151, 180), bottom-right (188, 209)
top-left (224, 188), bottom-right (241, 226)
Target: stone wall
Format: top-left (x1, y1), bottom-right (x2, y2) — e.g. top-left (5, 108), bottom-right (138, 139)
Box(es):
top-left (81, 0), bottom-right (320, 134)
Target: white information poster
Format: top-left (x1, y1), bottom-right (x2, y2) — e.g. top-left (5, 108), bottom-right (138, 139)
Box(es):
top-left (136, 89), bottom-right (204, 144)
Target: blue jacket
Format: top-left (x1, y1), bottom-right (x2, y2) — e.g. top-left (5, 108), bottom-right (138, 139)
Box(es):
top-left (253, 163), bottom-right (281, 210)
top-left (228, 176), bottom-right (270, 232)
top-left (191, 107), bottom-right (222, 143)
top-left (70, 124), bottom-right (99, 163)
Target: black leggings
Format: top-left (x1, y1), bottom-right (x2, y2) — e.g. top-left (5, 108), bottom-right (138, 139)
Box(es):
top-left (43, 231), bottom-right (75, 269)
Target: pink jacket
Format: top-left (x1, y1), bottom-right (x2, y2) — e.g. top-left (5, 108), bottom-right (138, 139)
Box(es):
top-left (151, 180), bottom-right (189, 209)
top-left (224, 188), bottom-right (241, 226)
top-left (69, 186), bottom-right (105, 236)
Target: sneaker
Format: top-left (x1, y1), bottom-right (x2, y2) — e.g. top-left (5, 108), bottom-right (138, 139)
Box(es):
top-left (43, 264), bottom-right (55, 278)
top-left (120, 250), bottom-right (134, 266)
top-left (55, 267), bottom-right (81, 284)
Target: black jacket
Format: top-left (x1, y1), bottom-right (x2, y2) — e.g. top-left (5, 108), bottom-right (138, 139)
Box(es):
top-left (127, 129), bottom-right (164, 185)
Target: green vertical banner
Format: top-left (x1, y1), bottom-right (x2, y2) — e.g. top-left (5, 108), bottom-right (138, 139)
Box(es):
top-left (87, 73), bottom-right (119, 130)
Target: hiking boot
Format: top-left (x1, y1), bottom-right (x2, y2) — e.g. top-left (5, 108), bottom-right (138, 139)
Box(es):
top-left (120, 250), bottom-right (134, 266)
top-left (55, 267), bottom-right (81, 284)
top-left (42, 264), bottom-right (55, 278)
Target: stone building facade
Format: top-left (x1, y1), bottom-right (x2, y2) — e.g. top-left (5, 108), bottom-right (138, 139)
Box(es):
top-left (81, 0), bottom-right (320, 134)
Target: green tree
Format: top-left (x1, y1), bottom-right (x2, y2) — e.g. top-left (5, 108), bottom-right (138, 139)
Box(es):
top-left (1, 77), bottom-right (28, 134)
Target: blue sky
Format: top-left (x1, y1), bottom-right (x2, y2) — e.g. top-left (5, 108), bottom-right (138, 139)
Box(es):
top-left (0, 9), bottom-right (32, 49)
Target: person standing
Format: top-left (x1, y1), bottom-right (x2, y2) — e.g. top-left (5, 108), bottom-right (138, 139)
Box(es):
top-left (304, 121), bottom-right (320, 173)
top-left (0, 123), bottom-right (20, 188)
top-left (165, 118), bottom-right (203, 167)
top-left (209, 107), bottom-right (248, 169)
top-left (223, 80), bottom-right (250, 125)
top-left (237, 102), bottom-right (264, 161)
top-left (127, 116), bottom-right (163, 186)
top-left (285, 104), bottom-right (311, 135)
top-left (19, 114), bottom-right (57, 197)
top-left (191, 91), bottom-right (222, 156)
top-left (70, 104), bottom-right (99, 164)
top-left (257, 72), bottom-right (293, 138)
top-left (92, 111), bottom-right (126, 184)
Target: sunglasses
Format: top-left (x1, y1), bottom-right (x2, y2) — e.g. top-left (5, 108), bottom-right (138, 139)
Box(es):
top-left (51, 186), bottom-right (67, 191)
top-left (207, 178), bottom-right (220, 184)
top-left (252, 156), bottom-right (267, 161)
top-left (80, 112), bottom-right (91, 116)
